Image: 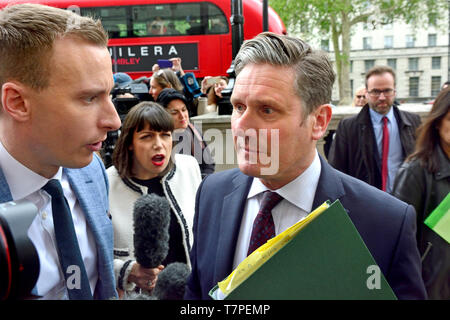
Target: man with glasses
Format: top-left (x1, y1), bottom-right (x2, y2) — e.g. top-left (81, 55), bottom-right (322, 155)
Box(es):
top-left (328, 66), bottom-right (421, 192)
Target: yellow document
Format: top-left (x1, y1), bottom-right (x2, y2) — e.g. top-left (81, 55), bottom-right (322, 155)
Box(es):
top-left (218, 201), bottom-right (330, 296)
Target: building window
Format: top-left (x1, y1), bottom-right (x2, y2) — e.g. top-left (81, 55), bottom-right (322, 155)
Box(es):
top-left (409, 77), bottom-right (419, 97)
top-left (350, 60), bottom-right (353, 73)
top-left (431, 76), bottom-right (441, 96)
top-left (387, 58), bottom-right (397, 70)
top-left (363, 37), bottom-right (372, 49)
top-left (408, 58), bottom-right (419, 71)
top-left (321, 39), bottom-right (329, 51)
top-left (384, 36), bottom-right (393, 49)
top-left (428, 34), bottom-right (437, 47)
top-left (406, 35), bottom-right (415, 48)
top-left (431, 56), bottom-right (441, 69)
top-left (365, 59), bottom-right (375, 72)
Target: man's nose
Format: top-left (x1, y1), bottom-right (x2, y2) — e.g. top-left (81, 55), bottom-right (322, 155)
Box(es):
top-left (102, 99), bottom-right (121, 131)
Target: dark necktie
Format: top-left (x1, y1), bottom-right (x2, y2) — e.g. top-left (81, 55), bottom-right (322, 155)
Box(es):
top-left (247, 191), bottom-right (283, 256)
top-left (42, 179), bottom-right (93, 300)
top-left (381, 117), bottom-right (390, 191)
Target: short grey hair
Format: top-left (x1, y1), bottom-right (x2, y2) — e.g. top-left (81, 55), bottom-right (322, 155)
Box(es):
top-left (0, 3), bottom-right (108, 91)
top-left (235, 32), bottom-right (335, 117)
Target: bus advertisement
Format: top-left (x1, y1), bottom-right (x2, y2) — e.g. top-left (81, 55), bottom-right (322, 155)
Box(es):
top-left (0, 0), bottom-right (286, 79)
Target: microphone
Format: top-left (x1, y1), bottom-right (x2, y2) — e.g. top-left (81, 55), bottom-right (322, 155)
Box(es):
top-left (133, 193), bottom-right (171, 268)
top-left (128, 194), bottom-right (190, 301)
top-left (153, 262), bottom-right (190, 300)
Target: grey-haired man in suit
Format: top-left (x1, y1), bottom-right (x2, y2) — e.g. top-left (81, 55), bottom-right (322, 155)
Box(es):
top-left (185, 32), bottom-right (426, 300)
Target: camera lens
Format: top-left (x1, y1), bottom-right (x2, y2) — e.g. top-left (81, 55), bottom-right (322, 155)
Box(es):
top-left (0, 201), bottom-right (40, 300)
top-left (0, 224), bottom-right (12, 299)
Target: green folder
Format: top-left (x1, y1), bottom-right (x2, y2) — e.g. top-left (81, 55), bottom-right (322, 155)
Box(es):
top-left (424, 193), bottom-right (450, 244)
top-left (209, 199), bottom-right (397, 300)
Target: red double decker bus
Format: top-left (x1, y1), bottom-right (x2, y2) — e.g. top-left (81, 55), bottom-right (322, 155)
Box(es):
top-left (1, 0), bottom-right (286, 79)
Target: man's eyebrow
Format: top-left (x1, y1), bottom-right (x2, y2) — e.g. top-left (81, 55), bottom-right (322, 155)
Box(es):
top-left (77, 87), bottom-right (111, 96)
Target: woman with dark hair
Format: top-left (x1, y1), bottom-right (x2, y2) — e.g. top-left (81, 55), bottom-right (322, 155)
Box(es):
top-left (106, 102), bottom-right (201, 297)
top-left (392, 87), bottom-right (450, 300)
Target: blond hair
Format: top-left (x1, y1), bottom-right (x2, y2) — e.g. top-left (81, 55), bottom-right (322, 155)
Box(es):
top-left (151, 68), bottom-right (183, 92)
top-left (0, 3), bottom-right (108, 91)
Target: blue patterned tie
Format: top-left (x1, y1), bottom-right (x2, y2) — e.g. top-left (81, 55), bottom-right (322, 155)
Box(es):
top-left (247, 191), bottom-right (283, 256)
top-left (42, 179), bottom-right (93, 300)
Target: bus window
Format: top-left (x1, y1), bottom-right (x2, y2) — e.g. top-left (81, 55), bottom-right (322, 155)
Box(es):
top-left (207, 4), bottom-right (228, 34)
top-left (81, 6), bottom-right (128, 38)
top-left (0, 0), bottom-right (285, 79)
top-left (80, 2), bottom-right (229, 39)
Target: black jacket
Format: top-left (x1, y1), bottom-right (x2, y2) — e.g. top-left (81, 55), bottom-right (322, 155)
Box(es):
top-left (328, 105), bottom-right (421, 190)
top-left (392, 145), bottom-right (450, 299)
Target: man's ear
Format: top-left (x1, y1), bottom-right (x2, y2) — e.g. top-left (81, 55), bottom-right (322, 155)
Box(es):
top-left (1, 82), bottom-right (31, 122)
top-left (311, 104), bottom-right (332, 141)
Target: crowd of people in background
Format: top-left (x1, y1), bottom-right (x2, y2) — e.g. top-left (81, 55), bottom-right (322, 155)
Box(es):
top-left (0, 3), bottom-right (448, 302)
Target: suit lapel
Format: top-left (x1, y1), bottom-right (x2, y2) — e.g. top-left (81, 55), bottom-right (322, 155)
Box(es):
top-left (214, 170), bottom-right (253, 283)
top-left (312, 156), bottom-right (346, 211)
top-left (358, 106), bottom-right (381, 173)
top-left (64, 168), bottom-right (98, 230)
top-left (65, 164), bottom-right (116, 299)
top-left (64, 167), bottom-right (110, 264)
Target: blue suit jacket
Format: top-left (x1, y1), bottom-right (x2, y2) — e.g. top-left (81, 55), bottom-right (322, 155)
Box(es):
top-left (185, 156), bottom-right (427, 300)
top-left (0, 155), bottom-right (117, 299)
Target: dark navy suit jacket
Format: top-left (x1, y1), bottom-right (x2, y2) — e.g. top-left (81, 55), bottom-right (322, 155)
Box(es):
top-left (185, 156), bottom-right (427, 300)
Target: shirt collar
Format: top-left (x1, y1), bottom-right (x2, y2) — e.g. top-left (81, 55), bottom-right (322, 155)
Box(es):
top-left (369, 105), bottom-right (395, 124)
top-left (248, 150), bottom-right (321, 213)
top-left (0, 140), bottom-right (62, 200)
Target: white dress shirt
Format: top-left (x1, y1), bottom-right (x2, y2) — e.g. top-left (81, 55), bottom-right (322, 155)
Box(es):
top-left (0, 141), bottom-right (98, 299)
top-left (232, 150), bottom-right (322, 269)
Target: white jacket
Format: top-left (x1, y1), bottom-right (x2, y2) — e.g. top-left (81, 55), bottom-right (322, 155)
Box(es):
top-left (107, 154), bottom-right (201, 292)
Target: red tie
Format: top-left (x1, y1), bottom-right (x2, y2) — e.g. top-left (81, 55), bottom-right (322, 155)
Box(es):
top-left (381, 116), bottom-right (389, 191)
top-left (247, 191), bottom-right (283, 256)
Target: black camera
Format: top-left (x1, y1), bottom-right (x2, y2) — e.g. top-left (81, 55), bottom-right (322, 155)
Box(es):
top-left (0, 200), bottom-right (39, 300)
top-left (101, 79), bottom-right (151, 168)
top-left (111, 78), bottom-right (150, 117)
